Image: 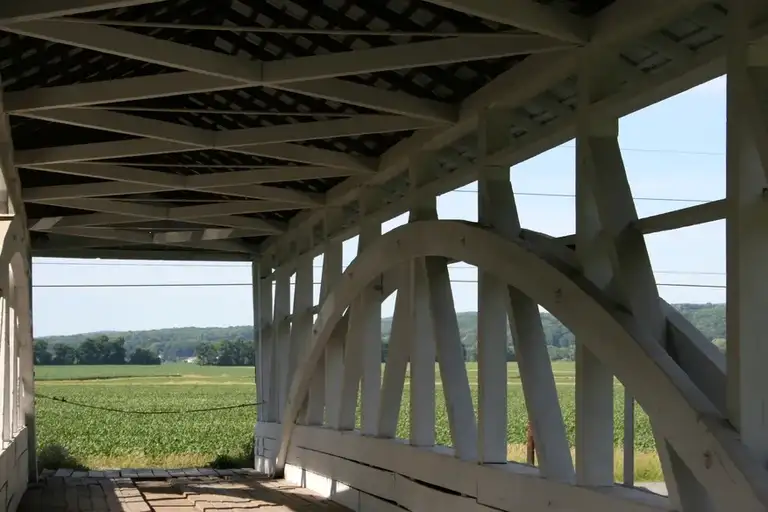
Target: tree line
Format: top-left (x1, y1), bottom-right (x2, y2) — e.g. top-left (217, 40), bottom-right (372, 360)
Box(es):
top-left (34, 336), bottom-right (161, 366)
top-left (195, 339), bottom-right (254, 366)
top-left (35, 303), bottom-right (726, 365)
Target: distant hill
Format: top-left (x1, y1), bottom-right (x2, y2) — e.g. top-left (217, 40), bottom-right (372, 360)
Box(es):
top-left (37, 303), bottom-right (726, 362)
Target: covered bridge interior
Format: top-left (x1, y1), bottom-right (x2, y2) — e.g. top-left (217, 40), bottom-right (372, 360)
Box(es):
top-left (0, 0), bottom-right (766, 510)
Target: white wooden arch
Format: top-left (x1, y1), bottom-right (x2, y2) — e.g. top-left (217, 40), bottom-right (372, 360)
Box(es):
top-left (276, 219), bottom-right (768, 511)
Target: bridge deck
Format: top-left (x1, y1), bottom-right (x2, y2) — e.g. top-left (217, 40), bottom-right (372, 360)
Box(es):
top-left (19, 468), bottom-right (348, 512)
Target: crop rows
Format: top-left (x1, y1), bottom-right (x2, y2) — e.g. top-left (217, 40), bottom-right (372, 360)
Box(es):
top-left (35, 363), bottom-right (657, 470)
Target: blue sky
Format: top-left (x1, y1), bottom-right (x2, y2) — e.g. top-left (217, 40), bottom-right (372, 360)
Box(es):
top-left (31, 76), bottom-right (728, 337)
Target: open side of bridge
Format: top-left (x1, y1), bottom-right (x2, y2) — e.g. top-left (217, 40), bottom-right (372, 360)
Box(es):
top-left (0, 0), bottom-right (767, 510)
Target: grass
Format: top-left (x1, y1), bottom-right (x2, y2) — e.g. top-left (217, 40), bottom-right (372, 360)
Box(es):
top-left (35, 362), bottom-right (662, 481)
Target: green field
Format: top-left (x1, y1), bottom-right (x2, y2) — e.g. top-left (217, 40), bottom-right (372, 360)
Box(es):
top-left (35, 362), bottom-right (661, 480)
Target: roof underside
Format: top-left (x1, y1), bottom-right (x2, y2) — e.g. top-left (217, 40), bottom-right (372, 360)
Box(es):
top-left (0, 0), bottom-right (740, 262)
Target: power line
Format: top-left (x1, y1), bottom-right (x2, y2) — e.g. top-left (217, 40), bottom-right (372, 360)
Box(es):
top-left (448, 189), bottom-right (715, 203)
top-left (32, 260), bottom-right (726, 276)
top-left (555, 144), bottom-right (725, 157)
top-left (36, 393), bottom-right (259, 414)
top-left (32, 281), bottom-right (726, 290)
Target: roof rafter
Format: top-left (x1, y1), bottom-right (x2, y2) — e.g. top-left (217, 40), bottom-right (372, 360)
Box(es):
top-left (421, 0), bottom-right (588, 43)
top-left (33, 225), bottom-right (254, 253)
top-left (259, 0), bottom-right (717, 261)
top-left (31, 211), bottom-right (286, 233)
top-left (0, 20), bottom-right (572, 121)
top-left (15, 109), bottom-right (392, 171)
top-left (0, 0), bottom-right (168, 23)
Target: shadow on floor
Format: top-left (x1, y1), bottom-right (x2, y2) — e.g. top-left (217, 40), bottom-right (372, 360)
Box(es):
top-left (19, 469), bottom-right (349, 511)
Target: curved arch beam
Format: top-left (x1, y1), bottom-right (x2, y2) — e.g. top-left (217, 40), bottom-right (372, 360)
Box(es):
top-left (276, 220), bottom-right (768, 509)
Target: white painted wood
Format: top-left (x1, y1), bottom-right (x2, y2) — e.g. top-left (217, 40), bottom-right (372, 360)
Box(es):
top-left (726, 0), bottom-right (768, 468)
top-left (321, 240), bottom-right (344, 428)
top-left (287, 424), bottom-right (668, 511)
top-left (358, 213), bottom-right (382, 437)
top-left (475, 121), bottom-right (575, 480)
top-left (421, 0), bottom-right (588, 43)
top-left (288, 252), bottom-right (313, 425)
top-left (376, 269), bottom-right (410, 438)
top-left (253, 260), bottom-right (273, 422)
top-left (8, 293), bottom-right (17, 436)
top-left (407, 156), bottom-right (437, 448)
top-left (579, 58), bottom-right (713, 503)
top-left (306, 239), bottom-right (341, 426)
top-left (276, 221), bottom-right (768, 509)
top-left (574, 56), bottom-right (617, 487)
top-left (0, 295), bottom-right (8, 445)
top-left (476, 109), bottom-right (510, 465)
top-left (408, 256), bottom-right (435, 448)
top-left (259, 0), bottom-right (731, 267)
top-left (424, 256), bottom-right (478, 460)
top-left (273, 270), bottom-right (291, 420)
top-left (0, 0), bottom-right (167, 23)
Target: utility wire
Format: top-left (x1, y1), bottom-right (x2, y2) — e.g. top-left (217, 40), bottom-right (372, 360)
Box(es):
top-left (32, 261), bottom-right (727, 276)
top-left (36, 393), bottom-right (259, 414)
top-left (32, 281), bottom-right (726, 289)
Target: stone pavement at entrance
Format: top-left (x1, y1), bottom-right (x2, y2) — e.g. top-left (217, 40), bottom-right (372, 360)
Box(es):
top-left (19, 468), bottom-right (349, 511)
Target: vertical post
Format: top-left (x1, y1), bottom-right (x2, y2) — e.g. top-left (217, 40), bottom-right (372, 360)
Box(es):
top-left (18, 252), bottom-right (35, 481)
top-left (359, 191), bottom-right (382, 436)
top-left (574, 52), bottom-right (616, 487)
top-left (376, 268), bottom-right (411, 438)
top-left (337, 194), bottom-right (382, 432)
top-left (726, 0), bottom-right (768, 464)
top-left (9, 290), bottom-right (16, 435)
top-left (273, 262), bottom-right (291, 420)
top-left (253, 259), bottom-right (273, 422)
top-left (477, 109), bottom-right (510, 464)
top-left (289, 237), bottom-right (313, 424)
top-left (322, 215), bottom-right (344, 427)
top-left (408, 154), bottom-right (437, 448)
top-left (307, 219), bottom-right (341, 426)
top-left (475, 109), bottom-right (574, 481)
top-left (1, 293), bottom-right (9, 445)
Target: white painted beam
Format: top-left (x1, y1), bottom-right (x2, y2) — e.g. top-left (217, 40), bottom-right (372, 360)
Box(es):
top-left (31, 211), bottom-right (284, 234)
top-left (726, 0), bottom-right (768, 468)
top-left (261, 35), bottom-right (572, 84)
top-left (422, 0), bottom-right (588, 43)
top-left (35, 226), bottom-right (252, 252)
top-left (3, 73), bottom-right (245, 113)
top-left (215, 115), bottom-right (439, 148)
top-left (259, 0), bottom-right (734, 268)
top-left (407, 155), bottom-right (437, 448)
top-left (274, 80), bottom-right (457, 123)
top-left (424, 256), bottom-right (478, 461)
top-left (0, 0), bottom-right (168, 23)
top-left (23, 163), bottom-right (327, 206)
top-left (322, 240), bottom-right (345, 428)
top-left (19, 107), bottom-right (213, 147)
top-left (358, 202), bottom-right (382, 437)
top-left (476, 110), bottom-right (510, 465)
top-left (14, 138), bottom-right (194, 165)
top-left (276, 220), bottom-right (768, 510)
top-left (0, 21), bottom-right (568, 122)
top-left (574, 57), bottom-right (615, 488)
top-left (478, 109), bottom-right (573, 481)
top-left (376, 267), bottom-right (410, 439)
top-left (273, 269), bottom-right (292, 420)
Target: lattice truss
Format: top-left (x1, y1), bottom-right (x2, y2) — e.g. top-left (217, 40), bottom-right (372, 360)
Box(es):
top-left (0, 0), bottom-right (749, 262)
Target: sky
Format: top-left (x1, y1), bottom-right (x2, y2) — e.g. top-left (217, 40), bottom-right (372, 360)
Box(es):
top-left (31, 75), bottom-right (728, 337)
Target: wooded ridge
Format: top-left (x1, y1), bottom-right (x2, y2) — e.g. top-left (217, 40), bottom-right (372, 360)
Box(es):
top-left (35, 303), bottom-right (726, 364)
